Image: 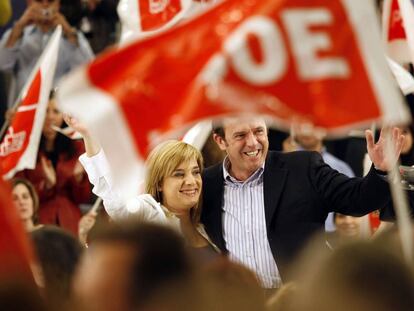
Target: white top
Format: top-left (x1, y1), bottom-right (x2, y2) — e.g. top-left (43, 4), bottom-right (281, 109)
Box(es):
top-left (79, 149), bottom-right (218, 250)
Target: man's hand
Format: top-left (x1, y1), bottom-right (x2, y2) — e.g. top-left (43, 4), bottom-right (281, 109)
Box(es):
top-left (365, 127), bottom-right (405, 172)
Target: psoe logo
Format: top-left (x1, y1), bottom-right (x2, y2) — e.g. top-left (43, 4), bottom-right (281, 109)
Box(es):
top-left (149, 0), bottom-right (170, 14)
top-left (0, 127), bottom-right (26, 157)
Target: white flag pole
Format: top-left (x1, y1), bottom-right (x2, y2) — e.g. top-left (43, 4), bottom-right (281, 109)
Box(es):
top-left (384, 128), bottom-right (413, 262)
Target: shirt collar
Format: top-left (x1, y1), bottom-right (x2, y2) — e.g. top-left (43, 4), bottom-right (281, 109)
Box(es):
top-left (222, 156), bottom-right (265, 184)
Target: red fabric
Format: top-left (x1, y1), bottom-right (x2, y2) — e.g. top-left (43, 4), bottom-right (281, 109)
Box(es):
top-left (0, 71), bottom-right (41, 176)
top-left (17, 141), bottom-right (91, 235)
top-left (88, 0), bottom-right (383, 159)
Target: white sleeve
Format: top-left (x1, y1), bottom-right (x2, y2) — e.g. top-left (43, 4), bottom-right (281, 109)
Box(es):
top-left (79, 150), bottom-right (166, 223)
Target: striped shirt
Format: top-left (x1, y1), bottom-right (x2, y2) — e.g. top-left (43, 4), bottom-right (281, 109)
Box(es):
top-left (222, 158), bottom-right (282, 288)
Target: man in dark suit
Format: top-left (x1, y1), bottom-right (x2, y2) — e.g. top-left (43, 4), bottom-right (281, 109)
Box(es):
top-left (201, 117), bottom-right (404, 288)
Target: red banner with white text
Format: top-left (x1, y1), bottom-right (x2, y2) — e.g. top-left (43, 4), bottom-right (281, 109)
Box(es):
top-left (58, 0), bottom-right (409, 197)
top-left (0, 27), bottom-right (61, 179)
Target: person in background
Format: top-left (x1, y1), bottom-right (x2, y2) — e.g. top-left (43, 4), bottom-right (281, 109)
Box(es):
top-left (0, 0), bottom-right (94, 104)
top-left (282, 126), bottom-right (355, 233)
top-left (31, 226), bottom-right (83, 310)
top-left (17, 91), bottom-right (92, 235)
top-left (11, 178), bottom-right (42, 231)
top-left (0, 0), bottom-right (11, 26)
top-left (326, 213), bottom-right (363, 249)
top-left (71, 221), bottom-right (197, 311)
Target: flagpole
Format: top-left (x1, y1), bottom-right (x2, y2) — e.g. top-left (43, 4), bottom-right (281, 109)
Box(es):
top-left (0, 25), bottom-right (62, 142)
top-left (384, 129), bottom-right (413, 262)
top-left (0, 94), bottom-right (24, 141)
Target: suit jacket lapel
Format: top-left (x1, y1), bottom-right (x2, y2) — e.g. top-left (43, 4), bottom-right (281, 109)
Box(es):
top-left (202, 164), bottom-right (226, 251)
top-left (264, 152), bottom-right (288, 229)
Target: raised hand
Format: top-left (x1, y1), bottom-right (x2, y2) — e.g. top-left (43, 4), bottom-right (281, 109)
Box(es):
top-left (365, 127), bottom-right (405, 172)
top-left (40, 156), bottom-right (56, 189)
top-left (63, 114), bottom-right (101, 157)
top-left (73, 161), bottom-right (85, 183)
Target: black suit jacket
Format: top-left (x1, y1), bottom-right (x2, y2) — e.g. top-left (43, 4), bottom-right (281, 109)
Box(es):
top-left (201, 150), bottom-right (390, 279)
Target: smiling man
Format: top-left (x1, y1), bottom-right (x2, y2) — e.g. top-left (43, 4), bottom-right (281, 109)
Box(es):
top-left (201, 116), bottom-right (404, 289)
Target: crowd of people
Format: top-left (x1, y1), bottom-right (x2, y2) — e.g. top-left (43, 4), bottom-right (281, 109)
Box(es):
top-left (1, 0), bottom-right (414, 310)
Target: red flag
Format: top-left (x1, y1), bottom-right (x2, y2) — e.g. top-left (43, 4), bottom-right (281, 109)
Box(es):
top-left (0, 27), bottom-right (61, 179)
top-left (117, 0), bottom-right (193, 42)
top-left (383, 0), bottom-right (414, 65)
top-left (58, 0), bottom-right (409, 197)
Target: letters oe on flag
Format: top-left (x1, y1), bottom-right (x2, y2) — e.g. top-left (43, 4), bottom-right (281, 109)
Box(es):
top-left (0, 27), bottom-right (61, 179)
top-left (57, 0), bottom-right (410, 198)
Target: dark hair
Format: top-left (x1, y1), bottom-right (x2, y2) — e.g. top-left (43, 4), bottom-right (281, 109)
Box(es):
top-left (212, 120), bottom-right (225, 139)
top-left (31, 226), bottom-right (82, 307)
top-left (92, 221), bottom-right (192, 310)
top-left (40, 93), bottom-right (76, 164)
top-left (12, 178), bottom-right (40, 224)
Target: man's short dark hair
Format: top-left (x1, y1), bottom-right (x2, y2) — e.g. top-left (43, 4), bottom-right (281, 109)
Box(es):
top-left (212, 120), bottom-right (225, 139)
top-left (92, 221), bottom-right (193, 310)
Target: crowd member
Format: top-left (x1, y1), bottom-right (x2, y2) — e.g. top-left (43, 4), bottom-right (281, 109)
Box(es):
top-left (201, 116), bottom-right (403, 289)
top-left (78, 0), bottom-right (119, 54)
top-left (200, 258), bottom-right (266, 311)
top-left (375, 125), bottom-right (414, 223)
top-left (0, 0), bottom-right (93, 103)
top-left (0, 0), bottom-right (11, 26)
top-left (71, 220), bottom-right (197, 311)
top-left (17, 92), bottom-right (92, 235)
top-left (11, 178), bottom-right (42, 232)
top-left (65, 115), bottom-right (219, 252)
top-left (290, 240), bottom-right (414, 311)
top-left (326, 213), bottom-right (363, 249)
top-left (282, 126), bottom-right (355, 232)
top-left (31, 226), bottom-right (82, 310)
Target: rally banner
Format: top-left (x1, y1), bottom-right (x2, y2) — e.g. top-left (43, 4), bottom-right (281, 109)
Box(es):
top-left (397, 0), bottom-right (414, 64)
top-left (0, 26), bottom-right (61, 179)
top-left (383, 0), bottom-right (411, 64)
top-left (387, 57), bottom-right (414, 95)
top-left (57, 0), bottom-right (409, 197)
top-left (117, 0), bottom-right (193, 43)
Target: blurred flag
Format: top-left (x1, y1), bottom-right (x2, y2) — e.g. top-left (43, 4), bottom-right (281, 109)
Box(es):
top-left (387, 57), bottom-right (414, 94)
top-left (0, 27), bottom-right (61, 179)
top-left (383, 0), bottom-right (414, 65)
top-left (117, 0), bottom-right (193, 42)
top-left (57, 0), bottom-right (409, 197)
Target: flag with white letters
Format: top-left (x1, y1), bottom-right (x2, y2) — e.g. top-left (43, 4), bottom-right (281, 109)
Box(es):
top-left (0, 27), bottom-right (61, 179)
top-left (57, 0), bottom-right (409, 197)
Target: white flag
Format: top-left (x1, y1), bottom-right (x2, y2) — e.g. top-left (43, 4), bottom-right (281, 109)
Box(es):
top-left (0, 26), bottom-right (61, 179)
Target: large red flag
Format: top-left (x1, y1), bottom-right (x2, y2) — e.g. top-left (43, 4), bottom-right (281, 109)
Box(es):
top-left (0, 27), bottom-right (61, 179)
top-left (57, 0), bottom-right (409, 197)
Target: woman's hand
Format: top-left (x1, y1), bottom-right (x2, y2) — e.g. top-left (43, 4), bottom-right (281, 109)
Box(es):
top-left (40, 156), bottom-right (56, 189)
top-left (78, 210), bottom-right (97, 246)
top-left (73, 161), bottom-right (85, 183)
top-left (63, 114), bottom-right (102, 157)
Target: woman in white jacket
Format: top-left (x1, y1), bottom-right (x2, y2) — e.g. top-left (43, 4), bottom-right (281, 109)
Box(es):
top-left (65, 115), bottom-right (217, 250)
